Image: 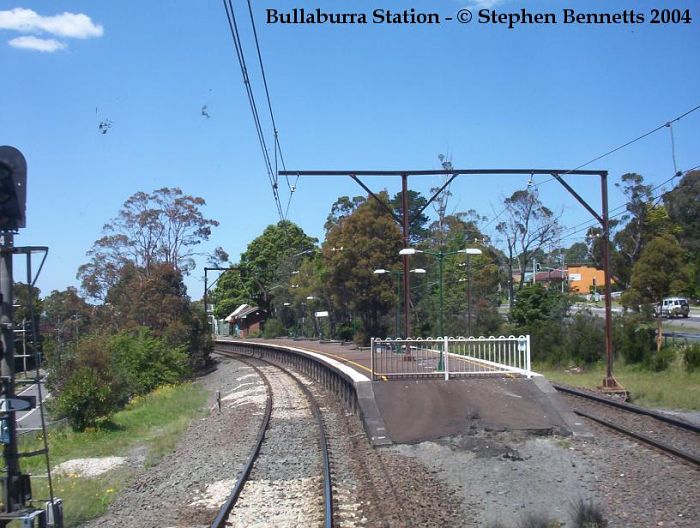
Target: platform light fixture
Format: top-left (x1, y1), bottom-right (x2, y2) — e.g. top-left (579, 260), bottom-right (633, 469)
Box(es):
top-left (374, 268), bottom-right (426, 337)
top-left (400, 246), bottom-right (482, 368)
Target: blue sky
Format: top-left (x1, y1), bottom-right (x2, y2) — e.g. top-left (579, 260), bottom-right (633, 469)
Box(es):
top-left (1, 0), bottom-right (699, 300)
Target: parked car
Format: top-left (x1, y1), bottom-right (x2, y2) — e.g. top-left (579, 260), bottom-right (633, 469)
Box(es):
top-left (658, 297), bottom-right (690, 318)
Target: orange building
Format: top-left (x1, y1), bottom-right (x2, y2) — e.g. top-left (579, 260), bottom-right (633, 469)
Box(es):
top-left (567, 265), bottom-right (607, 294)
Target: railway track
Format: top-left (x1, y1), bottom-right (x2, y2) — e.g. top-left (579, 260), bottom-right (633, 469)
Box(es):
top-left (553, 383), bottom-right (700, 467)
top-left (212, 351), bottom-right (333, 528)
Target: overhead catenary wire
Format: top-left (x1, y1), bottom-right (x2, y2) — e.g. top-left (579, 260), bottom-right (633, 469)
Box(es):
top-left (558, 164), bottom-right (700, 242)
top-left (222, 0), bottom-right (284, 220)
top-left (557, 171), bottom-right (696, 243)
top-left (244, 0), bottom-right (289, 182)
top-left (495, 164), bottom-right (699, 250)
top-left (484, 104), bottom-right (700, 234)
top-left (535, 103), bottom-right (700, 188)
top-left (243, 0), bottom-right (298, 219)
top-left (667, 121), bottom-right (680, 177)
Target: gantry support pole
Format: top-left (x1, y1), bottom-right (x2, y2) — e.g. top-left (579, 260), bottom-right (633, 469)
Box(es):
top-left (401, 174), bottom-right (410, 339)
top-left (600, 172), bottom-right (617, 389)
top-left (280, 168), bottom-right (621, 390)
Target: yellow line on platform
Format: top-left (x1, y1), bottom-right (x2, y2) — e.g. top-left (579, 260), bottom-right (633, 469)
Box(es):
top-left (289, 345), bottom-right (375, 376)
top-left (315, 350), bottom-right (377, 376)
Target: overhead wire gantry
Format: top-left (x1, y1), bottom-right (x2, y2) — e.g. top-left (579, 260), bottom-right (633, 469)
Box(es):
top-left (280, 168), bottom-right (625, 393)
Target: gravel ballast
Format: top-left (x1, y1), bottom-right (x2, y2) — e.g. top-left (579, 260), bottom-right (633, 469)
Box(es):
top-left (83, 355), bottom-right (698, 527)
top-left (84, 356), bottom-right (266, 527)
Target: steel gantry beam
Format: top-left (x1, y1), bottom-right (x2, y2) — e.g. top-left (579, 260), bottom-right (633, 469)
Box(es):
top-left (280, 168), bottom-right (624, 393)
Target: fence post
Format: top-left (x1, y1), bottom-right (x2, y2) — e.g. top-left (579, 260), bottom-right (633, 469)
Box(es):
top-left (444, 336), bottom-right (449, 381)
top-left (526, 334), bottom-right (531, 378)
top-left (371, 337), bottom-right (375, 381)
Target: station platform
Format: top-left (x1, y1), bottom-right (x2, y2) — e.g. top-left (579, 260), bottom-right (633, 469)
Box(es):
top-left (216, 337), bottom-right (589, 445)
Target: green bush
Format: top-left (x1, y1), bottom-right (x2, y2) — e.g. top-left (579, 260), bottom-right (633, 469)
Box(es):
top-left (54, 368), bottom-right (118, 431)
top-left (565, 312), bottom-right (605, 365)
top-left (336, 322), bottom-right (354, 341)
top-left (519, 306), bottom-right (659, 368)
top-left (647, 347), bottom-right (675, 372)
top-left (529, 320), bottom-right (567, 365)
top-left (109, 328), bottom-right (189, 397)
top-left (614, 319), bottom-right (656, 365)
top-left (353, 328), bottom-right (369, 346)
top-left (262, 318), bottom-right (286, 338)
top-left (474, 300), bottom-right (504, 337)
top-left (682, 343), bottom-right (700, 372)
top-left (510, 284), bottom-right (569, 327)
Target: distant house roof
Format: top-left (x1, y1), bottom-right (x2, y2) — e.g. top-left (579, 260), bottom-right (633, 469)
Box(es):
top-left (534, 270), bottom-right (567, 281)
top-left (225, 304), bottom-right (248, 322)
top-left (225, 304), bottom-right (263, 322)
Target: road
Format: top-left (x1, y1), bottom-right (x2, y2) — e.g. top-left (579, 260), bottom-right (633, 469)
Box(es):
top-left (571, 304), bottom-right (700, 332)
top-left (15, 375), bottom-right (50, 433)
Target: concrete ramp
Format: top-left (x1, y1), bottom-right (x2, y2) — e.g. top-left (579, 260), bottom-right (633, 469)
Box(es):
top-left (372, 377), bottom-right (572, 444)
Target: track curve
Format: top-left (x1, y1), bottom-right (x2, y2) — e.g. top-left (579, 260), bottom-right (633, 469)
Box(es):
top-left (212, 350), bottom-right (334, 528)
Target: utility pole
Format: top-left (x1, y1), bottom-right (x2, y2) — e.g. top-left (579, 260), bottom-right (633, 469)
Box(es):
top-left (204, 266), bottom-right (238, 336)
top-left (0, 146), bottom-right (37, 525)
top-left (0, 232), bottom-right (23, 520)
top-left (466, 256), bottom-right (473, 336)
top-left (0, 146), bottom-right (62, 526)
top-left (401, 174), bottom-right (410, 338)
top-left (507, 244), bottom-right (514, 311)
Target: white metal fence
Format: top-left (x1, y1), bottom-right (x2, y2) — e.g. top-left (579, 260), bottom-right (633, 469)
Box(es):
top-left (370, 335), bottom-right (532, 380)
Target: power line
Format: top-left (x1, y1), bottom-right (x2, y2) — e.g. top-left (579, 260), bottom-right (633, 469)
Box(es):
top-left (535, 103), bottom-right (700, 189)
top-left (565, 165), bottom-right (700, 238)
top-left (244, 0), bottom-right (299, 219)
top-left (222, 0), bottom-right (284, 220)
top-left (244, 0), bottom-right (288, 180)
top-left (484, 104), bottom-right (700, 235)
top-left (559, 164), bottom-right (699, 242)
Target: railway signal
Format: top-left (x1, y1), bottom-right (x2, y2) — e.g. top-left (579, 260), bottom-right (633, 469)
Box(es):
top-left (0, 147), bottom-right (27, 232)
top-left (0, 147), bottom-right (61, 527)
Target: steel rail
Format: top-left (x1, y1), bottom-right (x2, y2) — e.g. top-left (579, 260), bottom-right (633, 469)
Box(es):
top-left (552, 383), bottom-right (700, 433)
top-left (573, 409), bottom-right (700, 467)
top-left (271, 360), bottom-right (334, 528)
top-left (210, 354), bottom-right (273, 528)
top-left (213, 349), bottom-right (334, 527)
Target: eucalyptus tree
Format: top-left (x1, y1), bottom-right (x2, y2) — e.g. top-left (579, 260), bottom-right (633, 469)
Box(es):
top-left (496, 188), bottom-right (561, 292)
top-left (323, 192), bottom-right (403, 342)
top-left (78, 187), bottom-right (219, 300)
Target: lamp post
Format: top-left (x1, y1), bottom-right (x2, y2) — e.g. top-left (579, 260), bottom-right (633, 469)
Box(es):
top-left (306, 296), bottom-right (318, 337)
top-left (400, 247), bottom-right (481, 370)
top-left (374, 268), bottom-right (426, 338)
top-left (282, 302), bottom-right (292, 336)
top-left (458, 248), bottom-right (483, 336)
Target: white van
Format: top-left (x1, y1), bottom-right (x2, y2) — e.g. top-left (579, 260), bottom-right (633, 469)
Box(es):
top-left (660, 297), bottom-right (690, 318)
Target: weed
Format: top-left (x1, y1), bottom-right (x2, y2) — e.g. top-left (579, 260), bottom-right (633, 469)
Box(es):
top-left (647, 347), bottom-right (675, 372)
top-left (570, 497), bottom-right (607, 527)
top-left (555, 438), bottom-right (572, 449)
top-left (682, 343), bottom-right (700, 372)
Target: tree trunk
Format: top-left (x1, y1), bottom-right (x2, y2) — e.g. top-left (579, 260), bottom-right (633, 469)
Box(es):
top-left (656, 315), bottom-right (663, 353)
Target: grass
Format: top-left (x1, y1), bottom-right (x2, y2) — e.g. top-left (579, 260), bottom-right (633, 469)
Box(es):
top-left (16, 382), bottom-right (208, 527)
top-left (536, 360), bottom-right (700, 410)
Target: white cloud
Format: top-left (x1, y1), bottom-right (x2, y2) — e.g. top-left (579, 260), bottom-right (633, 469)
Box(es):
top-left (9, 35), bottom-right (66, 52)
top-left (0, 7), bottom-right (103, 39)
top-left (465, 0), bottom-right (507, 8)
